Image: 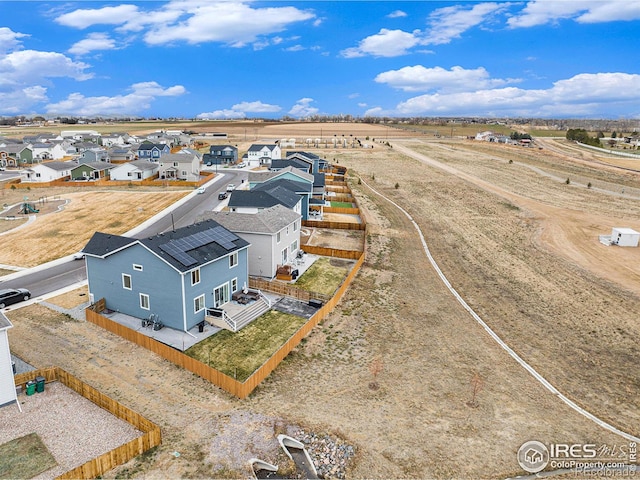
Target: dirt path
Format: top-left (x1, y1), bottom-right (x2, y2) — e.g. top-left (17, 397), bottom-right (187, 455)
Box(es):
top-left (5, 137), bottom-right (640, 478)
top-left (392, 141), bottom-right (640, 297)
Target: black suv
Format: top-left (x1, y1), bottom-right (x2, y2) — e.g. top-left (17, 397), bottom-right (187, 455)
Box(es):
top-left (218, 192), bottom-right (228, 200)
top-left (0, 288), bottom-right (31, 308)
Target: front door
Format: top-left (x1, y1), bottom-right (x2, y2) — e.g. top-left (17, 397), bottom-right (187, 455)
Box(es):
top-left (213, 283), bottom-right (229, 308)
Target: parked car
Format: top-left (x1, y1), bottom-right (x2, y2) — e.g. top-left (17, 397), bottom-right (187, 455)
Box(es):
top-left (226, 183), bottom-right (236, 192)
top-left (196, 187), bottom-right (206, 194)
top-left (0, 288), bottom-right (31, 308)
top-left (218, 192), bottom-right (228, 200)
top-left (73, 251), bottom-right (85, 260)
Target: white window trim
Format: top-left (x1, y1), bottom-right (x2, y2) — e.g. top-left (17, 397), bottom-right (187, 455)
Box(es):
top-left (133, 264), bottom-right (143, 271)
top-left (229, 251), bottom-right (238, 268)
top-left (194, 294), bottom-right (205, 313)
top-left (140, 293), bottom-right (150, 310)
top-left (191, 267), bottom-right (201, 286)
top-left (232, 277), bottom-right (238, 292)
top-left (122, 273), bottom-right (132, 290)
top-left (276, 231), bottom-right (281, 243)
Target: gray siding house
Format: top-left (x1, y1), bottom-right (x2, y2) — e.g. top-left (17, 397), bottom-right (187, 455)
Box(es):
top-left (200, 205), bottom-right (301, 279)
top-left (83, 220), bottom-right (250, 332)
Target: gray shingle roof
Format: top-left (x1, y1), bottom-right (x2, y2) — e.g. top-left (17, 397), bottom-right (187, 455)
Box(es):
top-left (83, 219), bottom-right (249, 272)
top-left (199, 205), bottom-right (300, 234)
top-left (228, 187), bottom-right (301, 209)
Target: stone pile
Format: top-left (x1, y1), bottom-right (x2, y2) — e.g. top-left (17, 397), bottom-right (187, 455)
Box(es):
top-left (293, 429), bottom-right (356, 479)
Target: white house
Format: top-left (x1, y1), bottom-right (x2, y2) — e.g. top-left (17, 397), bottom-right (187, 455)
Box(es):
top-left (31, 143), bottom-right (67, 160)
top-left (246, 144), bottom-right (282, 167)
top-left (0, 314), bottom-right (18, 409)
top-left (22, 161), bottom-right (74, 182)
top-left (158, 153), bottom-right (200, 182)
top-left (200, 205), bottom-right (302, 279)
top-left (611, 227), bottom-right (640, 247)
top-left (109, 160), bottom-right (159, 181)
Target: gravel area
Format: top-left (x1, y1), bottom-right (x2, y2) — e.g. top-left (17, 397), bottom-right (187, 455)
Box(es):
top-left (0, 382), bottom-right (142, 479)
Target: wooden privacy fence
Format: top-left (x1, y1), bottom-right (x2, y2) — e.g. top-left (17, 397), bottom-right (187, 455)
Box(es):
top-left (324, 206), bottom-right (360, 215)
top-left (300, 244), bottom-right (363, 259)
top-left (14, 366), bottom-right (161, 480)
top-left (303, 219), bottom-right (365, 230)
top-left (249, 277), bottom-right (332, 303)
top-left (85, 251), bottom-right (365, 400)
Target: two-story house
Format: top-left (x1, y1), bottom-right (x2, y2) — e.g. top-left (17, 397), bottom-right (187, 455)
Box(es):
top-left (245, 144), bottom-right (281, 167)
top-left (158, 153), bottom-right (200, 182)
top-left (82, 220), bottom-right (250, 332)
top-left (204, 145), bottom-right (238, 166)
top-left (137, 143), bottom-right (171, 161)
top-left (200, 205), bottom-right (301, 279)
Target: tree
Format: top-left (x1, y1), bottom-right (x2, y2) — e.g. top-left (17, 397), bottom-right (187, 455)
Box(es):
top-left (369, 357), bottom-right (383, 390)
top-left (466, 372), bottom-right (484, 408)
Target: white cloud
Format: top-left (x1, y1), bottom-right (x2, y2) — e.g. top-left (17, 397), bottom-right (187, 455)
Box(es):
top-left (197, 110), bottom-right (246, 120)
top-left (145, 3), bottom-right (314, 46)
top-left (0, 28), bottom-right (93, 114)
top-left (388, 10), bottom-right (407, 19)
top-left (508, 0), bottom-right (640, 28)
top-left (45, 81), bottom-right (186, 116)
top-left (0, 50), bottom-right (92, 87)
top-left (374, 65), bottom-right (517, 93)
top-left (196, 100), bottom-right (281, 119)
top-left (341, 29), bottom-right (423, 58)
top-left (0, 27), bottom-right (29, 55)
top-left (426, 2), bottom-right (510, 45)
top-left (366, 72), bottom-right (640, 118)
top-left (231, 101), bottom-right (281, 113)
top-left (342, 3), bottom-right (509, 58)
top-left (55, 5), bottom-right (141, 29)
top-left (289, 98), bottom-right (318, 118)
top-left (284, 45), bottom-right (305, 52)
top-left (54, 1), bottom-right (315, 48)
top-left (68, 33), bottom-right (117, 56)
top-left (0, 86), bottom-right (48, 114)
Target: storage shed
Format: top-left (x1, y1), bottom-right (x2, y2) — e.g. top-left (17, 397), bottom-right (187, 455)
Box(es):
top-left (611, 227), bottom-right (640, 247)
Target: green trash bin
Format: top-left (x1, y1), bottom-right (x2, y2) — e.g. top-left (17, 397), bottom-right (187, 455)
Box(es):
top-left (35, 376), bottom-right (46, 393)
top-left (25, 380), bottom-right (36, 396)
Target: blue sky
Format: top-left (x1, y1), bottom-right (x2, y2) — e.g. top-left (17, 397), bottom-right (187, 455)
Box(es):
top-left (1, 0), bottom-right (639, 119)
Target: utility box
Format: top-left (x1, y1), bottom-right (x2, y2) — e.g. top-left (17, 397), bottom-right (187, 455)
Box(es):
top-left (611, 228), bottom-right (640, 247)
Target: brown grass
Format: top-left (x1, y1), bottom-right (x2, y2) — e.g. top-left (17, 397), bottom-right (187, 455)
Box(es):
top-left (0, 190), bottom-right (186, 267)
top-left (4, 124), bottom-right (640, 478)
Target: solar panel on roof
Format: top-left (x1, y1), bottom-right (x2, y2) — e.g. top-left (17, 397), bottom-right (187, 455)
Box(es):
top-left (159, 243), bottom-right (197, 267)
top-left (158, 226), bottom-right (239, 266)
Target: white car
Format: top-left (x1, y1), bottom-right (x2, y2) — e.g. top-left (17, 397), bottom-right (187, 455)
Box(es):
top-left (196, 187), bottom-right (206, 194)
top-left (226, 183), bottom-right (236, 192)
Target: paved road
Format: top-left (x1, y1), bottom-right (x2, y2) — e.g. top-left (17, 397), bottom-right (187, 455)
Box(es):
top-left (0, 169), bottom-right (247, 298)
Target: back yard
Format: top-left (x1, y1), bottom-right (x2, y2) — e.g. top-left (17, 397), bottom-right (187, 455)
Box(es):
top-left (3, 124), bottom-right (640, 478)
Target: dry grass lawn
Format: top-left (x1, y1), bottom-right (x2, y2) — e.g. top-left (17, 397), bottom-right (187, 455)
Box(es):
top-left (0, 189), bottom-right (186, 267)
top-left (4, 123), bottom-right (640, 478)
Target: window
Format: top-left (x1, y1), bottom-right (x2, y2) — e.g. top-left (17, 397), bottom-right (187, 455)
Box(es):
top-left (191, 268), bottom-right (200, 285)
top-left (229, 252), bottom-right (238, 268)
top-left (231, 278), bottom-right (238, 292)
top-left (281, 248), bottom-right (288, 265)
top-left (293, 221), bottom-right (298, 232)
top-left (173, 162), bottom-right (179, 167)
top-left (276, 231), bottom-right (281, 243)
top-left (291, 240), bottom-right (298, 253)
top-left (213, 283), bottom-right (229, 307)
top-left (122, 274), bottom-right (132, 290)
top-left (133, 264), bottom-right (143, 271)
top-left (181, 170), bottom-right (187, 176)
top-left (140, 293), bottom-right (150, 310)
top-left (194, 294), bottom-right (205, 313)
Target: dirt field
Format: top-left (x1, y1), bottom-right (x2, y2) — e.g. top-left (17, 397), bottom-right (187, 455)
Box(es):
top-left (4, 124), bottom-right (640, 478)
top-left (0, 189), bottom-right (187, 267)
